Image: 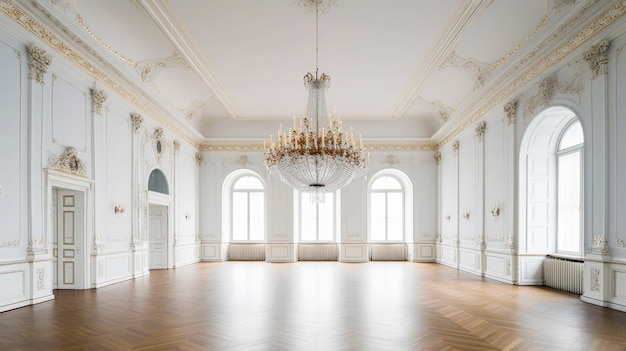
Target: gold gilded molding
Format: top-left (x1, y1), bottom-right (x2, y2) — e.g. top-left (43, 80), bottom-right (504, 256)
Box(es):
top-left (490, 0), bottom-right (549, 70)
top-left (0, 0), bottom-right (201, 149)
top-left (438, 0), bottom-right (626, 149)
top-left (73, 0), bottom-right (137, 67)
top-left (199, 142), bottom-right (437, 153)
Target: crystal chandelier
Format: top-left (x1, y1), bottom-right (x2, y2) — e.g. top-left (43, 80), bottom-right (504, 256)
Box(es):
top-left (264, 0), bottom-right (368, 202)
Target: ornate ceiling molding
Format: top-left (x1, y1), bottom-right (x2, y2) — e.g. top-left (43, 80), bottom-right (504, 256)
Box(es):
top-left (0, 0), bottom-right (203, 149)
top-left (137, 51), bottom-right (190, 84)
top-left (436, 0), bottom-right (626, 149)
top-left (199, 141), bottom-right (437, 153)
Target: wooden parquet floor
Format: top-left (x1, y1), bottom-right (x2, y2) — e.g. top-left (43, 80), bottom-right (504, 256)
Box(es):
top-left (1, 262), bottom-right (626, 351)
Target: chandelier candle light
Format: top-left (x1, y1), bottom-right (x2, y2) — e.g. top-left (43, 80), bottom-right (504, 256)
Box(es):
top-left (264, 1), bottom-right (368, 203)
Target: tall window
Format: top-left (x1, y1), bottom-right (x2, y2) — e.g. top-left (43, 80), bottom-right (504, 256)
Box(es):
top-left (222, 171), bottom-right (265, 242)
top-left (295, 191), bottom-right (340, 242)
top-left (369, 174), bottom-right (404, 241)
top-left (556, 120), bottom-right (583, 255)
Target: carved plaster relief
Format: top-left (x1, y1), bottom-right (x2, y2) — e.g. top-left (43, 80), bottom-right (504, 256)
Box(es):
top-left (28, 234), bottom-right (46, 255)
top-left (583, 40), bottom-right (609, 80)
top-left (49, 147), bottom-right (87, 177)
top-left (153, 128), bottom-right (166, 165)
top-left (591, 268), bottom-right (600, 292)
top-left (452, 140), bottom-right (460, 156)
top-left (137, 52), bottom-right (190, 83)
top-left (91, 87), bottom-right (107, 115)
top-left (588, 234), bottom-right (609, 255)
top-left (504, 100), bottom-right (517, 126)
top-left (475, 121), bottom-right (486, 143)
top-left (173, 140), bottom-right (181, 154)
top-left (130, 113), bottom-right (143, 134)
top-left (433, 151), bottom-right (441, 166)
top-left (195, 152), bottom-right (203, 166)
top-left (26, 44), bottom-right (52, 84)
top-left (412, 96), bottom-right (450, 122)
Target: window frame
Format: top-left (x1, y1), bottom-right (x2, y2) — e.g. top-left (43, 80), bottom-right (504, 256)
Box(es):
top-left (555, 120), bottom-right (584, 257)
top-left (294, 190), bottom-right (341, 243)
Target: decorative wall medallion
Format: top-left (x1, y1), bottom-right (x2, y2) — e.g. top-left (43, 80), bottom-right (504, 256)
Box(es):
top-left (173, 140), bottom-right (181, 154)
top-left (0, 239), bottom-right (20, 248)
top-left (49, 147), bottom-right (87, 177)
top-left (153, 128), bottom-right (165, 164)
top-left (237, 155), bottom-right (250, 168)
top-left (452, 140), bottom-right (460, 156)
top-left (26, 44), bottom-right (51, 85)
top-left (91, 87), bottom-right (107, 115)
top-left (28, 234), bottom-right (46, 255)
top-left (504, 100), bottom-right (517, 126)
top-left (433, 151), bottom-right (441, 166)
top-left (475, 121), bottom-right (486, 143)
top-left (130, 113), bottom-right (143, 134)
top-left (588, 234), bottom-right (609, 255)
top-left (583, 40), bottom-right (609, 80)
top-left (591, 268), bottom-right (600, 292)
top-left (36, 268), bottom-right (45, 290)
top-left (617, 238), bottom-right (625, 248)
top-left (383, 155), bottom-right (397, 167)
top-left (195, 152), bottom-right (203, 166)
top-left (523, 76), bottom-right (556, 118)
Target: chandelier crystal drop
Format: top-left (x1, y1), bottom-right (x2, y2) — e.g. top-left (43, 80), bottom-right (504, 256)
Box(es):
top-left (263, 1), bottom-right (368, 202)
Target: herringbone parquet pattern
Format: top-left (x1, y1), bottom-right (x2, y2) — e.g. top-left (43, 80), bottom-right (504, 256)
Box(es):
top-left (1, 262), bottom-right (626, 350)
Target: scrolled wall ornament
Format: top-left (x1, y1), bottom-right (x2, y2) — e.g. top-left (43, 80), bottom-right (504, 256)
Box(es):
top-left (591, 268), bottom-right (600, 292)
top-left (504, 100), bottom-right (517, 126)
top-left (195, 152), bottom-right (203, 166)
top-left (91, 88), bottom-right (107, 115)
top-left (48, 147), bottom-right (87, 177)
top-left (475, 121), bottom-right (486, 143)
top-left (26, 44), bottom-right (52, 84)
top-left (130, 113), bottom-right (143, 134)
top-left (173, 140), bottom-right (181, 154)
top-left (583, 40), bottom-right (609, 80)
top-left (617, 238), bottom-right (625, 248)
top-left (452, 140), bottom-right (460, 156)
top-left (433, 151), bottom-right (441, 166)
top-left (153, 128), bottom-right (165, 164)
top-left (588, 234), bottom-right (610, 255)
top-left (28, 235), bottom-right (46, 255)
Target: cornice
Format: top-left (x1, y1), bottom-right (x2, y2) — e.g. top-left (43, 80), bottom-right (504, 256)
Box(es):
top-left (199, 141), bottom-right (437, 153)
top-left (0, 0), bottom-right (203, 149)
top-left (435, 0), bottom-right (626, 148)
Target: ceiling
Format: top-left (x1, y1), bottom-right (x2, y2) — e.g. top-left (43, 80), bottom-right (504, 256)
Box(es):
top-left (27, 0), bottom-right (596, 145)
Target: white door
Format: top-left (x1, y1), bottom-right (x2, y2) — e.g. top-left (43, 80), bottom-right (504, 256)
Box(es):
top-left (149, 204), bottom-right (168, 269)
top-left (56, 189), bottom-right (84, 289)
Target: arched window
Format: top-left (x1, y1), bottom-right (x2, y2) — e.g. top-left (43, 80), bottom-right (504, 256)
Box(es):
top-left (519, 106), bottom-right (584, 258)
top-left (556, 120), bottom-right (584, 255)
top-left (148, 169), bottom-right (169, 194)
top-left (368, 169), bottom-right (413, 242)
top-left (294, 190), bottom-right (340, 242)
top-left (222, 170), bottom-right (265, 242)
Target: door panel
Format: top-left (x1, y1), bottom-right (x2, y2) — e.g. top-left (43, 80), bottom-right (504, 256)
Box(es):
top-left (56, 189), bottom-right (83, 289)
top-left (149, 204), bottom-right (168, 269)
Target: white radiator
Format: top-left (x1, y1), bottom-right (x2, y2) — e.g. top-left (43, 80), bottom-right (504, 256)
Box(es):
top-left (543, 257), bottom-right (583, 294)
top-left (370, 244), bottom-right (407, 261)
top-left (228, 244), bottom-right (266, 261)
top-left (297, 244), bottom-right (338, 261)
